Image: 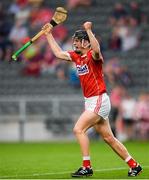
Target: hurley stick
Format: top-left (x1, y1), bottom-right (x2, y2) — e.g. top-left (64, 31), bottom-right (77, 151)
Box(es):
top-left (12, 7), bottom-right (67, 61)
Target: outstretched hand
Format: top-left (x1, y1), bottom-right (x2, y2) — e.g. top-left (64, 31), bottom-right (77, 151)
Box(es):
top-left (83, 21), bottom-right (92, 31)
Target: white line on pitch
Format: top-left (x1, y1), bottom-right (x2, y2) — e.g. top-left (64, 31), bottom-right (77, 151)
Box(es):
top-left (0, 165), bottom-right (148, 179)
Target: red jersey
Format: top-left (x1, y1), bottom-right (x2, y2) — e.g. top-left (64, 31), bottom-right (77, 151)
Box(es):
top-left (68, 49), bottom-right (106, 98)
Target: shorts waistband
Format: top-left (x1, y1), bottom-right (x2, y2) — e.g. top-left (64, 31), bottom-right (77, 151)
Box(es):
top-left (84, 92), bottom-right (107, 99)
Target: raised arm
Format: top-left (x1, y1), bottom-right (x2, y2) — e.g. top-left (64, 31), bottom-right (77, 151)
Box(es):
top-left (83, 22), bottom-right (103, 61)
top-left (43, 25), bottom-right (71, 61)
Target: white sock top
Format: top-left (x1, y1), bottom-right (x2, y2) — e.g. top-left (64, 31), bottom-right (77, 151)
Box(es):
top-left (125, 155), bottom-right (132, 162)
top-left (83, 156), bottom-right (90, 160)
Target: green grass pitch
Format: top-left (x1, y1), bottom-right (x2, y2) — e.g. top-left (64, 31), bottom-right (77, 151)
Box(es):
top-left (0, 141), bottom-right (149, 179)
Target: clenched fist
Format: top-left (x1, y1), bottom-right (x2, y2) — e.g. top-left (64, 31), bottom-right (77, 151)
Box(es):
top-left (83, 22), bottom-right (92, 31)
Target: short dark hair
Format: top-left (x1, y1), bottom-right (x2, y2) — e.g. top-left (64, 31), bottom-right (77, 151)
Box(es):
top-left (72, 30), bottom-right (90, 41)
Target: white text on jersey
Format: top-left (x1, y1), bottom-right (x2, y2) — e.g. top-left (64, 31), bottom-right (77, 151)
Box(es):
top-left (76, 64), bottom-right (89, 76)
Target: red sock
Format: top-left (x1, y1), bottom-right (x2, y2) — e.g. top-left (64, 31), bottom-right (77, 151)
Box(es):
top-left (127, 158), bottom-right (137, 168)
top-left (83, 160), bottom-right (91, 168)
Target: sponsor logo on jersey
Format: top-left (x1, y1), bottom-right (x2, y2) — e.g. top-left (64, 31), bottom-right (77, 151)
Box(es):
top-left (76, 64), bottom-right (89, 75)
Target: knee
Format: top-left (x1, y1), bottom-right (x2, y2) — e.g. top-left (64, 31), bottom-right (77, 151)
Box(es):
top-left (73, 126), bottom-right (83, 135)
top-left (103, 135), bottom-right (116, 145)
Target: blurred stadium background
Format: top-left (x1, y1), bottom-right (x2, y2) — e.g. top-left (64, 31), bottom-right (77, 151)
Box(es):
top-left (0, 0), bottom-right (149, 142)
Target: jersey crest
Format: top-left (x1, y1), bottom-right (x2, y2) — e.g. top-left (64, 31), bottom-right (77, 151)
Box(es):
top-left (76, 64), bottom-right (89, 75)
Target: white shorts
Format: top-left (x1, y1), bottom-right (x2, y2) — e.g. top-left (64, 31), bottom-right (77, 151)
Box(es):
top-left (84, 93), bottom-right (111, 120)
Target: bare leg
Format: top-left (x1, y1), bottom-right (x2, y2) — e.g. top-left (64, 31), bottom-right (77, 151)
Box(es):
top-left (73, 110), bottom-right (100, 156)
top-left (94, 118), bottom-right (130, 160)
top-left (72, 114), bottom-right (142, 177)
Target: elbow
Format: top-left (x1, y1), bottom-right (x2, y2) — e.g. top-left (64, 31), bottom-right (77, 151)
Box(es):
top-left (55, 53), bottom-right (61, 59)
top-left (54, 51), bottom-right (63, 59)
